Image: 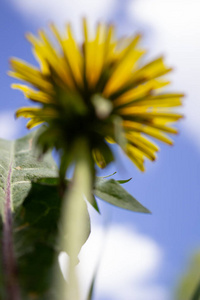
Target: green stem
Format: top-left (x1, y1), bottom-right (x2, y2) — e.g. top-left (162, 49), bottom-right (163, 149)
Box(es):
top-left (57, 138), bottom-right (93, 300)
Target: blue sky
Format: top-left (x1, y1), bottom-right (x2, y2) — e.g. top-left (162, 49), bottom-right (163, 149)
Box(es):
top-left (1, 1), bottom-right (200, 299)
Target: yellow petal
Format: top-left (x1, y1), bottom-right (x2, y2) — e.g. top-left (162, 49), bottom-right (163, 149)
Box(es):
top-left (126, 131), bottom-right (159, 151)
top-left (51, 24), bottom-right (83, 87)
top-left (113, 79), bottom-right (171, 107)
top-left (127, 94), bottom-right (183, 108)
top-left (92, 148), bottom-right (107, 168)
top-left (16, 107), bottom-right (42, 118)
top-left (131, 57), bottom-right (172, 83)
top-left (104, 49), bottom-right (145, 97)
top-left (9, 58), bottom-right (52, 92)
top-left (16, 107), bottom-right (57, 119)
top-left (105, 136), bottom-right (115, 144)
top-left (33, 48), bottom-right (50, 76)
top-left (83, 20), bottom-right (107, 87)
top-left (11, 84), bottom-right (54, 104)
top-left (26, 118), bottom-right (43, 129)
top-left (126, 144), bottom-right (145, 171)
top-left (104, 25), bottom-right (116, 65)
top-left (123, 120), bottom-right (178, 134)
top-left (28, 31), bottom-right (75, 89)
top-left (126, 132), bottom-right (157, 161)
top-left (123, 120), bottom-right (174, 145)
top-left (119, 107), bottom-right (183, 122)
top-left (114, 34), bottom-right (141, 63)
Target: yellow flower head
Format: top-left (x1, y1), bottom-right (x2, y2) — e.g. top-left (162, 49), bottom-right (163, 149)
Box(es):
top-left (9, 20), bottom-right (183, 171)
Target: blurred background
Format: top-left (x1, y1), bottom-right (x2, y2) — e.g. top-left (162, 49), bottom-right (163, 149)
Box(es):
top-left (0, 0), bottom-right (200, 299)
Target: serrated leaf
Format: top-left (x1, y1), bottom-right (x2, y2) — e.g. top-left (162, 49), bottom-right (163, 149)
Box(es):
top-left (0, 131), bottom-right (59, 299)
top-left (0, 131), bottom-right (58, 217)
top-left (0, 132), bottom-right (91, 299)
top-left (94, 178), bottom-right (151, 213)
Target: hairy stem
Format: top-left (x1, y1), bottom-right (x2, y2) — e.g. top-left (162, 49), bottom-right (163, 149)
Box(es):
top-left (3, 161), bottom-right (20, 300)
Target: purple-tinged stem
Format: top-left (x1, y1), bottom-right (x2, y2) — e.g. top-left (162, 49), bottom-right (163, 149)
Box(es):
top-left (2, 162), bottom-right (21, 300)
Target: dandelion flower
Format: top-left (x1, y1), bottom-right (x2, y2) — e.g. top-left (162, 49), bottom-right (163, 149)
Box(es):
top-left (9, 20), bottom-right (183, 171)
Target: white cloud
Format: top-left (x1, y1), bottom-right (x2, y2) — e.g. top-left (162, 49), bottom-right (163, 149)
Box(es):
top-left (0, 111), bottom-right (20, 140)
top-left (81, 224), bottom-right (167, 300)
top-left (8, 0), bottom-right (118, 35)
top-left (128, 0), bottom-right (200, 148)
top-left (60, 209), bottom-right (168, 300)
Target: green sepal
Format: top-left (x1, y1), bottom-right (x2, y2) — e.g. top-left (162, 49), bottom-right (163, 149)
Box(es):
top-left (89, 194), bottom-right (101, 213)
top-left (117, 178), bottom-right (132, 184)
top-left (94, 178), bottom-right (151, 213)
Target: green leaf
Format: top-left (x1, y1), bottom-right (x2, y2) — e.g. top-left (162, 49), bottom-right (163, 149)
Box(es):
top-left (0, 131), bottom-right (59, 299)
top-left (0, 130), bottom-right (58, 217)
top-left (94, 178), bottom-right (151, 213)
top-left (0, 132), bottom-right (91, 299)
top-left (13, 181), bottom-right (65, 300)
top-left (14, 179), bottom-right (90, 300)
